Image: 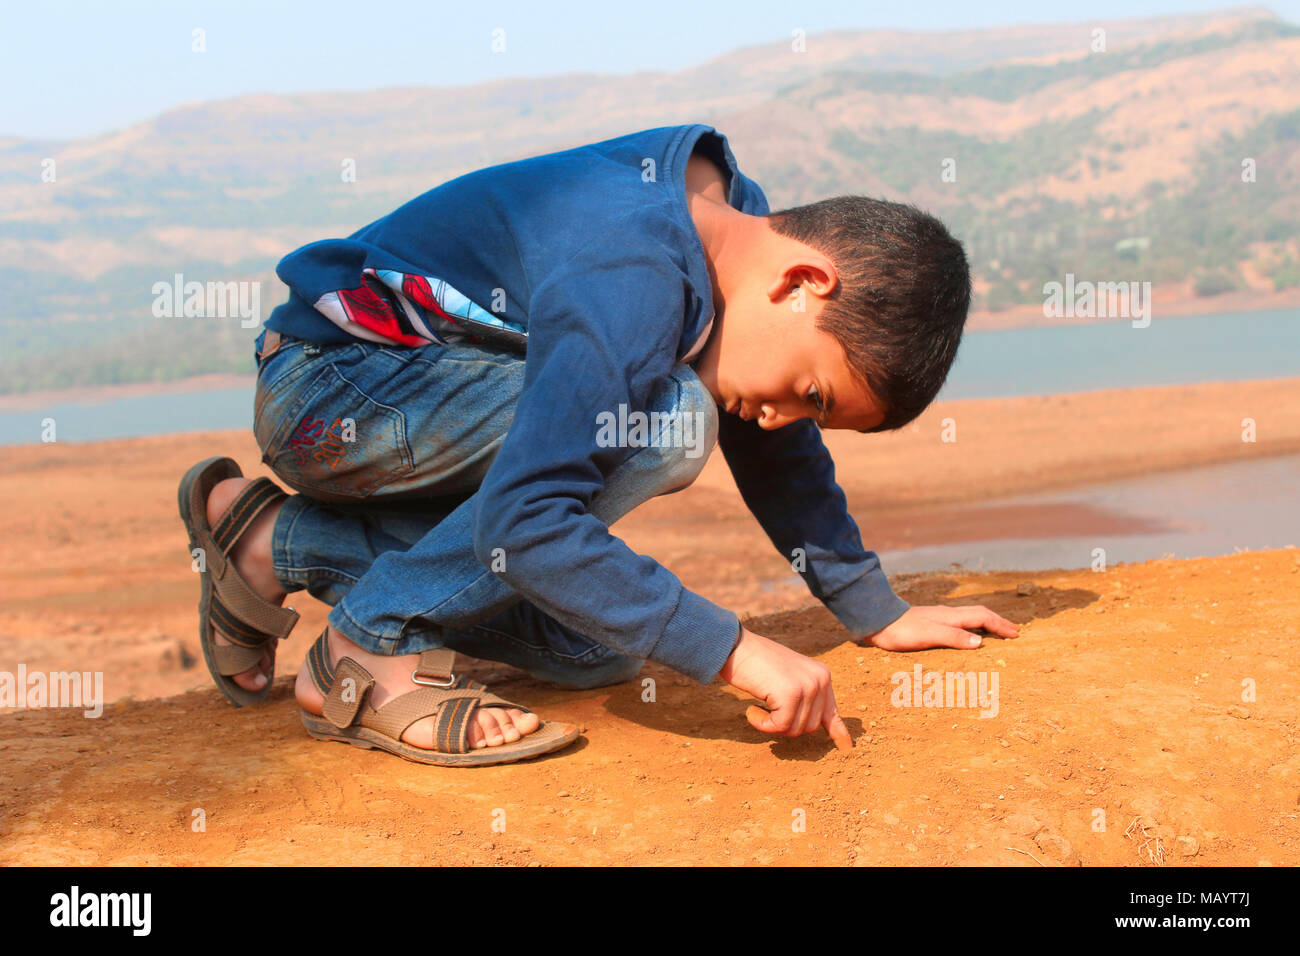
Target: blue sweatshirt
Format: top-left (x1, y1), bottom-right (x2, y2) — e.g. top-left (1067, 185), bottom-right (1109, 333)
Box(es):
top-left (264, 123), bottom-right (910, 683)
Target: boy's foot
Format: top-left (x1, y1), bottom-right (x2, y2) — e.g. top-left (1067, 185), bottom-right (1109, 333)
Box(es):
top-left (295, 626), bottom-right (541, 750)
top-left (205, 477), bottom-right (288, 692)
top-left (207, 476), bottom-right (538, 748)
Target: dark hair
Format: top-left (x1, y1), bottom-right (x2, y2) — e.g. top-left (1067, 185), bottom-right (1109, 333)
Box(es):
top-left (766, 196), bottom-right (971, 433)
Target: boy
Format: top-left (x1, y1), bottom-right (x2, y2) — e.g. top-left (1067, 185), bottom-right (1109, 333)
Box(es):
top-left (178, 123), bottom-right (1018, 767)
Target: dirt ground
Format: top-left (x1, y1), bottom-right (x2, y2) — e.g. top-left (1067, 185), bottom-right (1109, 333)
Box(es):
top-left (0, 377), bottom-right (1297, 865)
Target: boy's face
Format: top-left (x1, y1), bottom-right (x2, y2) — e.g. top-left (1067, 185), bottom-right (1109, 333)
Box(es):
top-left (693, 271), bottom-right (888, 433)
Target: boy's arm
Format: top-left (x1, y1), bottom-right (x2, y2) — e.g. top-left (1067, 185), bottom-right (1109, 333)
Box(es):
top-left (716, 412), bottom-right (911, 641)
top-left (469, 238), bottom-right (741, 685)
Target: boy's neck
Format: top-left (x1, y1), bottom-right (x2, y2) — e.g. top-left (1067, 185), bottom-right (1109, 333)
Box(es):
top-left (687, 193), bottom-right (770, 330)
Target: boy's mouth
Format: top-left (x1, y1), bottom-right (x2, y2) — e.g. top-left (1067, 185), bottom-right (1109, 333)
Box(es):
top-left (727, 399), bottom-right (753, 420)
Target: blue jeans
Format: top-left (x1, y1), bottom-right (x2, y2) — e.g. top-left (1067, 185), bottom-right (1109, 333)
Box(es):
top-left (251, 329), bottom-right (718, 689)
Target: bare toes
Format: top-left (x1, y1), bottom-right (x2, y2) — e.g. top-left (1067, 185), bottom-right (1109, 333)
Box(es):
top-left (496, 710), bottom-right (522, 743)
top-left (479, 709), bottom-right (508, 747)
top-left (511, 709), bottom-right (540, 735)
top-left (233, 668), bottom-right (268, 691)
top-left (465, 710), bottom-right (494, 749)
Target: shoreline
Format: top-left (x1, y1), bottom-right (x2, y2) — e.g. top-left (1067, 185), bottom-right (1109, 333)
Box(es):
top-left (964, 284), bottom-right (1300, 332)
top-left (3, 378), bottom-right (1298, 513)
top-left (0, 373), bottom-right (256, 412)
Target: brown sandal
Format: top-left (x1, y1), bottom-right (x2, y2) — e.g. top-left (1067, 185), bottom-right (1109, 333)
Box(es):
top-left (178, 457), bottom-right (299, 707)
top-left (299, 629), bottom-right (582, 767)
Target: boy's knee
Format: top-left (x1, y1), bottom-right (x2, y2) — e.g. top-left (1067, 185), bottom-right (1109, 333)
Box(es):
top-left (642, 365), bottom-right (718, 494)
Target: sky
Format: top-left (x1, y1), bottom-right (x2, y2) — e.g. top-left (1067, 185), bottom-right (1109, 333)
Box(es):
top-left (3, 1), bottom-right (1295, 139)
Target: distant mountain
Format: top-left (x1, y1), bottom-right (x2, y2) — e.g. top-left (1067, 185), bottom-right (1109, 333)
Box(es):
top-left (2, 6), bottom-right (1297, 393)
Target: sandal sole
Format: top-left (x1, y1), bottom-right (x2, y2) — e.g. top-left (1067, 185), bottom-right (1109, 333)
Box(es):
top-left (300, 709), bottom-right (582, 767)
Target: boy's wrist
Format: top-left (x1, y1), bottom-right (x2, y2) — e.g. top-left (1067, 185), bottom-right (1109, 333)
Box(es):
top-left (654, 590), bottom-right (742, 685)
top-left (718, 623), bottom-right (746, 684)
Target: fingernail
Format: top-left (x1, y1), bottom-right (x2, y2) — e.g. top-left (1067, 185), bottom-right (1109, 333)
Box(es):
top-left (969, 635), bottom-right (981, 647)
top-left (252, 672), bottom-right (268, 688)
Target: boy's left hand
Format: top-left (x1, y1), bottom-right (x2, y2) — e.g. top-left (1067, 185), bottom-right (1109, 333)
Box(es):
top-left (861, 605), bottom-right (1019, 651)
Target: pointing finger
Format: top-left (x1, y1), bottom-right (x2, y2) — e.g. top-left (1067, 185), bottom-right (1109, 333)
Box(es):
top-left (826, 712), bottom-right (853, 751)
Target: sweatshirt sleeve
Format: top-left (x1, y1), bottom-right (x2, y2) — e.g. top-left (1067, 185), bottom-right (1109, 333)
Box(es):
top-left (469, 238), bottom-right (742, 685)
top-left (716, 413), bottom-right (911, 639)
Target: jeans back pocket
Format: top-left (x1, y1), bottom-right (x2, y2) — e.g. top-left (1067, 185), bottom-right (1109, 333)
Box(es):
top-left (254, 358), bottom-right (414, 500)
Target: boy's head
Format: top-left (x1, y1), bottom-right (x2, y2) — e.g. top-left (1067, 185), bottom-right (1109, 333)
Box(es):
top-left (694, 195), bottom-right (970, 434)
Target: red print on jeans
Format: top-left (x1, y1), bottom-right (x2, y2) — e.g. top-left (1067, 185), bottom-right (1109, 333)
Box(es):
top-left (287, 417), bottom-right (325, 466)
top-left (312, 417), bottom-right (351, 471)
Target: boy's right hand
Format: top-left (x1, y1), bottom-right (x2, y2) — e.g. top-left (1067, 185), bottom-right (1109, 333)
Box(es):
top-left (718, 627), bottom-right (853, 750)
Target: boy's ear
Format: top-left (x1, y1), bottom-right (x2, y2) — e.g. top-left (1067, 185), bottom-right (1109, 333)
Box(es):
top-left (764, 267), bottom-right (796, 303)
top-left (797, 260), bottom-right (838, 298)
top-left (769, 259), bottom-right (836, 302)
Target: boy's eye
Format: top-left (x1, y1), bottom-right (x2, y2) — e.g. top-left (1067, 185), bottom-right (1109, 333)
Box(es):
top-left (806, 384), bottom-right (826, 423)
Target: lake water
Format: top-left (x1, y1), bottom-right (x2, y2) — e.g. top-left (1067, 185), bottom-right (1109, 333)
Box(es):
top-left (1, 307), bottom-right (1294, 446)
top-left (876, 452), bottom-right (1300, 574)
top-left (0, 386), bottom-right (255, 447)
top-left (937, 306), bottom-right (1299, 400)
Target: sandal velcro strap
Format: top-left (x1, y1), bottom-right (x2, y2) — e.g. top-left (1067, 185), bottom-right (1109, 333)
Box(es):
top-left (211, 641), bottom-right (266, 677)
top-left (211, 478), bottom-right (286, 553)
top-left (432, 694), bottom-right (479, 755)
top-left (190, 467), bottom-right (298, 647)
top-left (322, 658), bottom-right (375, 729)
top-left (413, 649), bottom-right (457, 686)
top-left (306, 629), bottom-right (336, 695)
